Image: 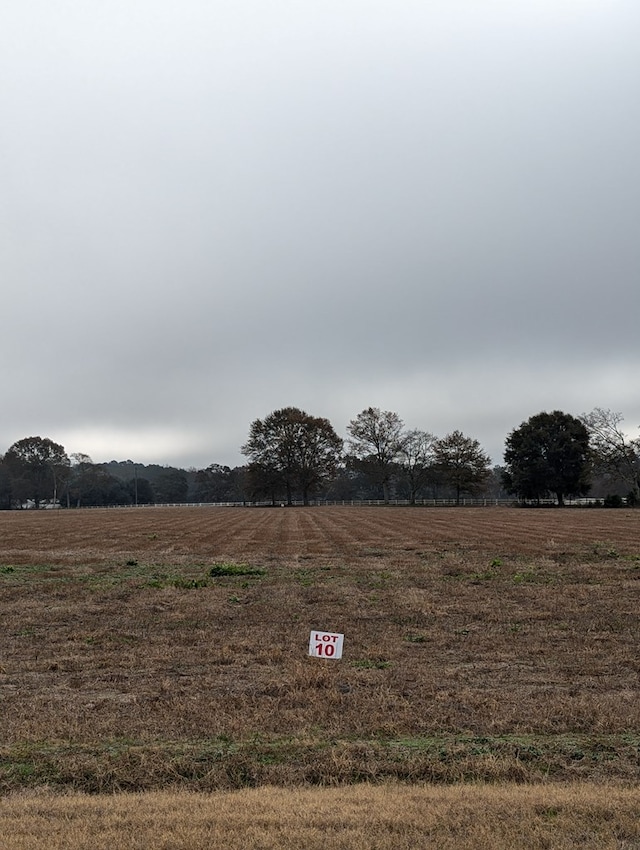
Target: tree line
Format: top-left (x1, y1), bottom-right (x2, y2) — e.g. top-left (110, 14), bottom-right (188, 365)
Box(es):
top-left (0, 407), bottom-right (638, 509)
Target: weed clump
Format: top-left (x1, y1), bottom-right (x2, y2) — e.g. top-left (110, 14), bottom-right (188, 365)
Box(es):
top-left (172, 577), bottom-right (209, 589)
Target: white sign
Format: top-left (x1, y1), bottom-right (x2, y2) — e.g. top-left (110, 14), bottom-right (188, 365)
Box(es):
top-left (309, 630), bottom-right (344, 659)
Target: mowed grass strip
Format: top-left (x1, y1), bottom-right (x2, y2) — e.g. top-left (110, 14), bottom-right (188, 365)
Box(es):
top-left (2, 504), bottom-right (639, 564)
top-left (2, 783), bottom-right (640, 850)
top-left (1, 507), bottom-right (639, 792)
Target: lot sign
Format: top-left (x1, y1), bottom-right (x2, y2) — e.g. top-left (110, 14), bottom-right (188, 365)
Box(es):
top-left (309, 630), bottom-right (344, 659)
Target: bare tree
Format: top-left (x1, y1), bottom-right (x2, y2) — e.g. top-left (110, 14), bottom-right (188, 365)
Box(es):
top-left (346, 408), bottom-right (405, 503)
top-left (66, 453), bottom-right (94, 507)
top-left (398, 429), bottom-right (436, 504)
top-left (580, 408), bottom-right (640, 500)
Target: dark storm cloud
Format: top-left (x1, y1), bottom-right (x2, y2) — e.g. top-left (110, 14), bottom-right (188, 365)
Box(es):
top-left (1, 1), bottom-right (639, 468)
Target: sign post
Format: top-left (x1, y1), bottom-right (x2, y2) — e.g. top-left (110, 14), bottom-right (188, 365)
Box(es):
top-left (309, 630), bottom-right (344, 659)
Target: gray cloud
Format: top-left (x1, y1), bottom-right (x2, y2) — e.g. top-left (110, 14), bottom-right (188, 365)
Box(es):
top-left (2, 1), bottom-right (639, 469)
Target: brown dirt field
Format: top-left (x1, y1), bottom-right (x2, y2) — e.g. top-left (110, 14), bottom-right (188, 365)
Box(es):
top-left (1, 506), bottom-right (639, 792)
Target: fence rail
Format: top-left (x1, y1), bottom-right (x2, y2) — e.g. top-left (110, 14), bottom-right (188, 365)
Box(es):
top-left (80, 497), bottom-right (614, 509)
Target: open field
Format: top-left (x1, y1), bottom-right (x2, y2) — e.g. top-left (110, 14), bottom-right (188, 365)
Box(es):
top-left (1, 506), bottom-right (639, 846)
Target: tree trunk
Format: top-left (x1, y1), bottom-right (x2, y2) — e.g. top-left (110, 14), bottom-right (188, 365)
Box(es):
top-left (382, 479), bottom-right (390, 504)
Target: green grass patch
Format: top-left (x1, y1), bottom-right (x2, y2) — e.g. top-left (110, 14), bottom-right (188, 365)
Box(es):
top-left (2, 734), bottom-right (639, 793)
top-left (144, 575), bottom-right (210, 589)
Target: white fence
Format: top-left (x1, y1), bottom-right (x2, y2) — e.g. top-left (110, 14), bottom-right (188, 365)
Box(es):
top-left (96, 497), bottom-right (611, 509)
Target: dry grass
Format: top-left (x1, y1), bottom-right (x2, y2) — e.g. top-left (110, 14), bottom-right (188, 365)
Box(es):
top-left (2, 783), bottom-right (640, 849)
top-left (1, 506), bottom-right (639, 794)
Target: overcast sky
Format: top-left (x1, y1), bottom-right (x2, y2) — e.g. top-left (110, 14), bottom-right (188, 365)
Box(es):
top-left (2, 1), bottom-right (639, 469)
